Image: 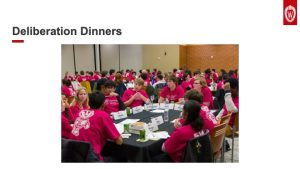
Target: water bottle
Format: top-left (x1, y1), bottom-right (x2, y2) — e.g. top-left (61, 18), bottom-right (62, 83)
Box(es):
top-left (164, 98), bottom-right (169, 122)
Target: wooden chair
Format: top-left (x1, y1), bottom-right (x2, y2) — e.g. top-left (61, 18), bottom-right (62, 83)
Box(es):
top-left (210, 123), bottom-right (227, 162)
top-left (219, 113), bottom-right (232, 162)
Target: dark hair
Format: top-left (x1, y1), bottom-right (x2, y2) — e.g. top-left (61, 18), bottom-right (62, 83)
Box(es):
top-left (183, 73), bottom-right (190, 81)
top-left (80, 70), bottom-right (85, 75)
top-left (140, 73), bottom-right (148, 81)
top-left (167, 75), bottom-right (178, 84)
top-left (101, 70), bottom-right (108, 77)
top-left (193, 70), bottom-right (201, 76)
top-left (157, 74), bottom-right (163, 80)
top-left (173, 68), bottom-right (177, 73)
top-left (104, 80), bottom-right (116, 88)
top-left (212, 69), bottom-right (216, 72)
top-left (89, 91), bottom-right (105, 109)
top-left (225, 78), bottom-right (239, 90)
top-left (183, 100), bottom-right (203, 132)
top-left (109, 69), bottom-right (115, 75)
top-left (96, 78), bottom-right (107, 91)
top-left (184, 89), bottom-right (203, 103)
top-left (62, 79), bottom-right (71, 86)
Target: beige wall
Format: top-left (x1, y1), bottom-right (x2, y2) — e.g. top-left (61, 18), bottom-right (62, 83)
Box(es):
top-left (143, 45), bottom-right (179, 73)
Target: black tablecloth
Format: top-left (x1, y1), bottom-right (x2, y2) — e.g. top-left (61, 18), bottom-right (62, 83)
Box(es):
top-left (101, 109), bottom-right (181, 162)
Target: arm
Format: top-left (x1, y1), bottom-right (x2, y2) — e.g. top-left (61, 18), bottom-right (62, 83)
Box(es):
top-left (158, 97), bottom-right (165, 103)
top-left (115, 136), bottom-right (123, 145)
top-left (123, 95), bottom-right (136, 107)
top-left (224, 92), bottom-right (238, 113)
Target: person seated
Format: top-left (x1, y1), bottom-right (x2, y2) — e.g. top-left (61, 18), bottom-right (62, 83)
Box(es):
top-left (103, 80), bottom-right (125, 114)
top-left (174, 89), bottom-right (218, 134)
top-left (69, 87), bottom-right (90, 118)
top-left (153, 73), bottom-right (166, 89)
top-left (122, 78), bottom-right (149, 108)
top-left (193, 78), bottom-right (213, 109)
top-left (158, 75), bottom-right (184, 104)
top-left (181, 73), bottom-right (192, 92)
top-left (114, 73), bottom-right (127, 97)
top-left (216, 78), bottom-right (239, 127)
top-left (69, 91), bottom-right (123, 161)
top-left (152, 100), bottom-right (205, 162)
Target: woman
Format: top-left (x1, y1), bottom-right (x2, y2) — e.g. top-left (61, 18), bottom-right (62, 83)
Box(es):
top-left (181, 73), bottom-right (192, 92)
top-left (61, 79), bottom-right (75, 97)
top-left (103, 80), bottom-right (125, 114)
top-left (122, 78), bottom-right (149, 108)
top-left (158, 75), bottom-right (185, 104)
top-left (153, 100), bottom-right (204, 162)
top-left (193, 78), bottom-right (213, 109)
top-left (69, 87), bottom-right (90, 118)
top-left (174, 89), bottom-right (218, 135)
top-left (69, 91), bottom-right (123, 161)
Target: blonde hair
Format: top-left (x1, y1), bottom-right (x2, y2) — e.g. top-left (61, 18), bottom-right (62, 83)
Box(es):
top-left (70, 87), bottom-right (89, 109)
top-left (135, 78), bottom-right (144, 86)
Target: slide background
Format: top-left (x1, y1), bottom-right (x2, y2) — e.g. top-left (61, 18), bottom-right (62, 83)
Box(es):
top-left (1, 0), bottom-right (299, 169)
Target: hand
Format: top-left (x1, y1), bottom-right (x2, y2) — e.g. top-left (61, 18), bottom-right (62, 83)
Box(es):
top-left (224, 82), bottom-right (231, 91)
top-left (174, 119), bottom-right (182, 128)
top-left (110, 92), bottom-right (119, 96)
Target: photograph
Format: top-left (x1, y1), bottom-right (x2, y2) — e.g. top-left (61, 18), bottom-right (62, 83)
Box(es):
top-left (61, 44), bottom-right (239, 163)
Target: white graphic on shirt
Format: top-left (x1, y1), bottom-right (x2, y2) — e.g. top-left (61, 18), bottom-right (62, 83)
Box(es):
top-left (71, 110), bottom-right (94, 136)
top-left (285, 5), bottom-right (296, 23)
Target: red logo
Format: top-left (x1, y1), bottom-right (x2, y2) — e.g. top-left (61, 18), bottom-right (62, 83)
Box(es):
top-left (284, 0), bottom-right (297, 25)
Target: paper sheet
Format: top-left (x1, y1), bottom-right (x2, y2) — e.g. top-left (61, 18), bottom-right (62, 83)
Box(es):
top-left (148, 131), bottom-right (170, 140)
top-left (114, 123), bottom-right (124, 134)
top-left (119, 119), bottom-right (140, 125)
top-left (151, 109), bottom-right (165, 113)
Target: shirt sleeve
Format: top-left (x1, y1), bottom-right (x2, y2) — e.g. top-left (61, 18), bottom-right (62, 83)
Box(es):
top-left (101, 113), bottom-right (121, 140)
top-left (224, 92), bottom-right (238, 113)
top-left (177, 86), bottom-right (185, 99)
top-left (164, 128), bottom-right (185, 154)
top-left (160, 87), bottom-right (168, 98)
top-left (122, 90), bottom-right (130, 102)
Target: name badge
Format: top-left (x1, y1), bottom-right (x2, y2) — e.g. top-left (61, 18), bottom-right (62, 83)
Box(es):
top-left (132, 106), bottom-right (144, 114)
top-left (151, 115), bottom-right (164, 126)
top-left (152, 103), bottom-right (160, 109)
top-left (174, 103), bottom-right (183, 111)
top-left (147, 122), bottom-right (159, 132)
top-left (111, 110), bottom-right (127, 120)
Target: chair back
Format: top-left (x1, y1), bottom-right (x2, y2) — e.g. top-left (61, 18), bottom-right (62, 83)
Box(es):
top-left (182, 130), bottom-right (213, 162)
top-left (220, 112), bottom-right (231, 125)
top-left (210, 123), bottom-right (227, 154)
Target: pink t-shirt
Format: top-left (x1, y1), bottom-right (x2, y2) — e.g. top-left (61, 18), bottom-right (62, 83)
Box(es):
top-left (61, 111), bottom-right (74, 139)
top-left (217, 80), bottom-right (224, 90)
top-left (160, 85), bottom-right (185, 102)
top-left (69, 109), bottom-right (120, 160)
top-left (201, 86), bottom-right (213, 109)
top-left (69, 103), bottom-right (89, 119)
top-left (181, 81), bottom-right (192, 92)
top-left (104, 95), bottom-right (119, 114)
top-left (109, 75), bottom-right (115, 81)
top-left (93, 74), bottom-right (101, 81)
top-left (61, 85), bottom-right (73, 97)
top-left (164, 124), bottom-right (197, 162)
top-left (122, 89), bottom-right (149, 108)
top-left (222, 95), bottom-right (239, 127)
top-left (178, 104), bottom-right (217, 135)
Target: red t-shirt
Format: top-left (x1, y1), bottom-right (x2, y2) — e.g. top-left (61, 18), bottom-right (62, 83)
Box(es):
top-left (109, 75), bottom-right (115, 81)
top-left (69, 103), bottom-right (89, 119)
top-left (61, 85), bottom-right (73, 97)
top-left (104, 95), bottom-right (120, 114)
top-left (164, 124), bottom-right (197, 162)
top-left (217, 80), bottom-right (224, 90)
top-left (93, 74), bottom-right (101, 81)
top-left (181, 81), bottom-right (192, 92)
top-left (61, 111), bottom-right (74, 139)
top-left (179, 104), bottom-right (217, 135)
top-left (160, 85), bottom-right (184, 102)
top-left (69, 109), bottom-right (120, 160)
top-left (122, 89), bottom-right (149, 108)
top-left (201, 86), bottom-right (213, 109)
top-left (222, 95), bottom-right (239, 127)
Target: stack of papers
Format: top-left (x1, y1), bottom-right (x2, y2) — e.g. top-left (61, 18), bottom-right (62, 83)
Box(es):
top-left (148, 131), bottom-right (170, 140)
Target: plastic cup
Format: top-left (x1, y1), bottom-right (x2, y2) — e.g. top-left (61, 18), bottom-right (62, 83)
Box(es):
top-left (124, 124), bottom-right (130, 134)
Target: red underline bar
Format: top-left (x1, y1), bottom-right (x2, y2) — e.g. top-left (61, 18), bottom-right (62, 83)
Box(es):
top-left (12, 40), bottom-right (24, 43)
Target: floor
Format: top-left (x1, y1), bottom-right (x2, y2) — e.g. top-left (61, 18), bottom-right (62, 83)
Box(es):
top-left (220, 137), bottom-right (239, 163)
